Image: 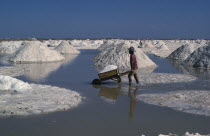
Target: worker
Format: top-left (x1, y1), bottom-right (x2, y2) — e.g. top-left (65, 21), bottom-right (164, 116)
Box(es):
top-left (128, 46), bottom-right (139, 85)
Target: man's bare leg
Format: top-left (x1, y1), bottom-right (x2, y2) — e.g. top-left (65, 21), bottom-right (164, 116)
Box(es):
top-left (128, 72), bottom-right (132, 84)
top-left (134, 73), bottom-right (139, 84)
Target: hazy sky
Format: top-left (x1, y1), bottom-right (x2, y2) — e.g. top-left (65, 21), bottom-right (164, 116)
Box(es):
top-left (0, 0), bottom-right (210, 39)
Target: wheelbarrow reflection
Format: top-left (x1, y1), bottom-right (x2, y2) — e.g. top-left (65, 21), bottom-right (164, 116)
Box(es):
top-left (92, 84), bottom-right (139, 120)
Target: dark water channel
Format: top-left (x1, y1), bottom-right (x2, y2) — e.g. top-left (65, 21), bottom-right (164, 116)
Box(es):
top-left (0, 50), bottom-right (210, 136)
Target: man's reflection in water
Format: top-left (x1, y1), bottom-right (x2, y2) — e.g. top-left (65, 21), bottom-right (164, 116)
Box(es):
top-left (128, 85), bottom-right (139, 120)
top-left (93, 84), bottom-right (139, 120)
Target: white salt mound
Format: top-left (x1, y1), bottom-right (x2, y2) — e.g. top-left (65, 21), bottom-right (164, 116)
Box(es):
top-left (9, 41), bottom-right (64, 63)
top-left (184, 45), bottom-right (210, 68)
top-left (55, 41), bottom-right (80, 54)
top-left (94, 42), bottom-right (157, 69)
top-left (0, 75), bottom-right (82, 117)
top-left (168, 44), bottom-right (205, 61)
top-left (0, 75), bottom-right (30, 93)
top-left (99, 65), bottom-right (118, 73)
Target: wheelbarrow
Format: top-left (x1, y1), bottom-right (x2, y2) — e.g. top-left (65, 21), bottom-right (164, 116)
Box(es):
top-left (92, 69), bottom-right (130, 84)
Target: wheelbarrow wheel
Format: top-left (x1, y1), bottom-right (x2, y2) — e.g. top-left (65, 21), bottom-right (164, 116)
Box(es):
top-left (92, 79), bottom-right (101, 84)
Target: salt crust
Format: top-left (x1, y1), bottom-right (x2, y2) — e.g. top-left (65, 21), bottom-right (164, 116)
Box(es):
top-left (122, 73), bottom-right (196, 86)
top-left (138, 90), bottom-right (210, 116)
top-left (0, 75), bottom-right (82, 117)
top-left (157, 132), bottom-right (210, 136)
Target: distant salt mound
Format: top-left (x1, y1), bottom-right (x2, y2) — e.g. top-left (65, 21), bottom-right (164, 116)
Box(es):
top-left (69, 39), bottom-right (103, 49)
top-left (144, 42), bottom-right (154, 48)
top-left (55, 41), bottom-right (80, 54)
top-left (99, 65), bottom-right (118, 73)
top-left (10, 41), bottom-right (64, 63)
top-left (47, 40), bottom-right (62, 47)
top-left (184, 45), bottom-right (210, 68)
top-left (0, 41), bottom-right (23, 55)
top-left (94, 42), bottom-right (157, 69)
top-left (98, 40), bottom-right (120, 51)
top-left (158, 44), bottom-right (169, 50)
top-left (168, 44), bottom-right (206, 61)
top-left (0, 75), bottom-right (30, 93)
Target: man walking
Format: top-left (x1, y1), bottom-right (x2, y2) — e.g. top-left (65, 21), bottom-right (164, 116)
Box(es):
top-left (128, 46), bottom-right (139, 85)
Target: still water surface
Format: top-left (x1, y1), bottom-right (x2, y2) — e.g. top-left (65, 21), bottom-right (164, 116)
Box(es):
top-left (0, 50), bottom-right (210, 136)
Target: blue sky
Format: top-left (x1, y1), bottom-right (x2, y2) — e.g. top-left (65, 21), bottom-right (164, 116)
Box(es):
top-left (0, 0), bottom-right (210, 39)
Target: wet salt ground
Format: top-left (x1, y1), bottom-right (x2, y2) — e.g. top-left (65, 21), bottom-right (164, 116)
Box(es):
top-left (0, 50), bottom-right (210, 136)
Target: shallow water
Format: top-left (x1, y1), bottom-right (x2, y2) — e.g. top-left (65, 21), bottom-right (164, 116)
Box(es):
top-left (0, 50), bottom-right (210, 136)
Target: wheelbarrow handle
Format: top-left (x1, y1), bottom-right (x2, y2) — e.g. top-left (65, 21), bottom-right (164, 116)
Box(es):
top-left (119, 71), bottom-right (130, 76)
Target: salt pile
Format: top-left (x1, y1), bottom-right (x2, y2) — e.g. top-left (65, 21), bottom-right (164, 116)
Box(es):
top-left (0, 41), bottom-right (23, 55)
top-left (97, 40), bottom-right (121, 51)
top-left (0, 75), bottom-right (30, 93)
top-left (168, 44), bottom-right (206, 61)
top-left (137, 90), bottom-right (210, 116)
top-left (184, 45), bottom-right (210, 68)
top-left (158, 44), bottom-right (169, 50)
top-left (9, 41), bottom-right (64, 63)
top-left (0, 75), bottom-right (82, 117)
top-left (99, 65), bottom-right (118, 73)
top-left (55, 41), bottom-right (80, 54)
top-left (140, 40), bottom-right (182, 58)
top-left (94, 42), bottom-right (157, 69)
top-left (145, 42), bottom-right (154, 48)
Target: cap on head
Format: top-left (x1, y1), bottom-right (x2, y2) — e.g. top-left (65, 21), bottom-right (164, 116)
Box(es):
top-left (128, 46), bottom-right (135, 52)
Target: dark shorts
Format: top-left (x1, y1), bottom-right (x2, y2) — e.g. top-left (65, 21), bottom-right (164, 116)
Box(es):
top-left (129, 70), bottom-right (138, 75)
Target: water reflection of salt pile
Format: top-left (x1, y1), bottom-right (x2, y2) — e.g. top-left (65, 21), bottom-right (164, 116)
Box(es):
top-left (14, 55), bottom-right (78, 81)
top-left (170, 60), bottom-right (210, 79)
top-left (0, 66), bottom-right (26, 77)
